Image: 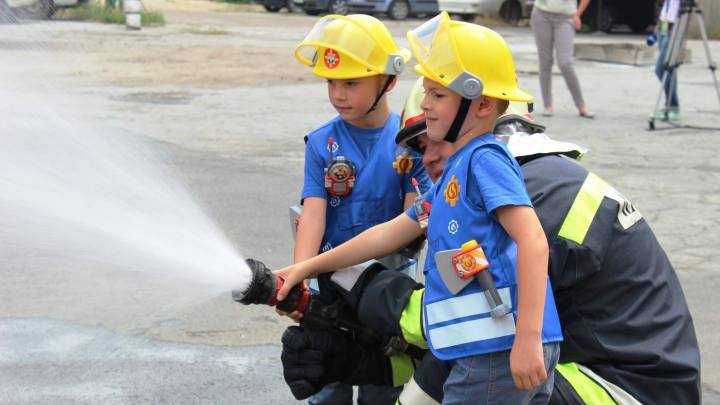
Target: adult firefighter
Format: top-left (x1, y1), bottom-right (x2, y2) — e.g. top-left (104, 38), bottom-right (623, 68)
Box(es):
top-left (280, 78), bottom-right (701, 405)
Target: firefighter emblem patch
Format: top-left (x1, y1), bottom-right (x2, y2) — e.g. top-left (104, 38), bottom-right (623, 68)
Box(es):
top-left (392, 151), bottom-right (414, 175)
top-left (444, 175), bottom-right (460, 207)
top-left (448, 220), bottom-right (459, 234)
top-left (324, 49), bottom-right (340, 70)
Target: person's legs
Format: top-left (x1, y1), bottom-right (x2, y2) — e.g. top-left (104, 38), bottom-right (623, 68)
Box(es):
top-left (442, 344), bottom-right (560, 405)
top-left (553, 14), bottom-right (586, 111)
top-left (357, 384), bottom-right (403, 405)
top-left (654, 32), bottom-right (680, 116)
top-left (532, 7), bottom-right (555, 112)
top-left (308, 382), bottom-right (353, 405)
top-left (655, 32), bottom-right (680, 118)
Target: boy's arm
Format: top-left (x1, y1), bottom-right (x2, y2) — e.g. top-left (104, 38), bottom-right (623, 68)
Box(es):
top-left (403, 193), bottom-right (417, 211)
top-left (275, 213), bottom-right (422, 301)
top-left (294, 197), bottom-right (326, 264)
top-left (495, 205), bottom-right (550, 390)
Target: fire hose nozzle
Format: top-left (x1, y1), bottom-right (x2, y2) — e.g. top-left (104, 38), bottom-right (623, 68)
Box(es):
top-left (232, 258), bottom-right (310, 314)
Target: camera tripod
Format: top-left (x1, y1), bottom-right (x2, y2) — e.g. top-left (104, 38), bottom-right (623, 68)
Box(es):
top-left (648, 0), bottom-right (720, 131)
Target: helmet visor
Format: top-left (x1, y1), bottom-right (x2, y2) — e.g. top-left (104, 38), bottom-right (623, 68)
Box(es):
top-left (407, 12), bottom-right (466, 89)
top-left (296, 16), bottom-right (405, 75)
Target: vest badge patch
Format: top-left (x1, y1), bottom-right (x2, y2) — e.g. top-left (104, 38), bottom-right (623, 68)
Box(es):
top-left (444, 175), bottom-right (460, 207)
top-left (392, 151), bottom-right (414, 175)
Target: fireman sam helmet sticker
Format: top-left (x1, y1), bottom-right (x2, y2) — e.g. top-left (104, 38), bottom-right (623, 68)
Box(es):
top-left (444, 175), bottom-right (460, 207)
top-left (331, 164), bottom-right (351, 181)
top-left (392, 151), bottom-right (414, 175)
top-left (324, 49), bottom-right (340, 69)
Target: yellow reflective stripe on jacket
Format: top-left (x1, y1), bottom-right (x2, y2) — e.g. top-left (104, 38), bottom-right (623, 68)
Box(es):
top-left (390, 353), bottom-right (415, 387)
top-left (558, 173), bottom-right (610, 244)
top-left (400, 289), bottom-right (428, 348)
top-left (556, 363), bottom-right (617, 405)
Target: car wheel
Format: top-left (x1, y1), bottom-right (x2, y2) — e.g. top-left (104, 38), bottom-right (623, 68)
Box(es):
top-left (327, 0), bottom-right (348, 15)
top-left (499, 0), bottom-right (521, 23)
top-left (286, 0), bottom-right (302, 12)
top-left (11, 0), bottom-right (54, 20)
top-left (388, 0), bottom-right (409, 20)
top-left (264, 5), bottom-right (281, 11)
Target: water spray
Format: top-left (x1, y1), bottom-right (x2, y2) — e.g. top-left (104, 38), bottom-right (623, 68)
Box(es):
top-left (232, 259), bottom-right (423, 359)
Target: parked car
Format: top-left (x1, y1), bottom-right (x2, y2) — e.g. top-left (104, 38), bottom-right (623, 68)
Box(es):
top-left (254, 0), bottom-right (302, 13)
top-left (524, 0), bottom-right (661, 33)
top-left (294, 0), bottom-right (349, 16)
top-left (296, 0), bottom-right (437, 20)
top-left (439, 0), bottom-right (527, 22)
top-left (1, 0), bottom-right (87, 20)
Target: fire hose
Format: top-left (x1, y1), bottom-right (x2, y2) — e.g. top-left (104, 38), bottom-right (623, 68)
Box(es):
top-left (232, 258), bottom-right (424, 360)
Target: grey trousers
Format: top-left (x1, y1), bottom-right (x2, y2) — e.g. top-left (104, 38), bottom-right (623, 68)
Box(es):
top-left (531, 7), bottom-right (586, 110)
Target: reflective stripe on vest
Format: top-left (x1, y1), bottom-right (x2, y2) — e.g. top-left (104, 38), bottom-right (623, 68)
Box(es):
top-left (428, 313), bottom-right (516, 350)
top-left (390, 353), bottom-right (416, 387)
top-left (400, 289), bottom-right (428, 348)
top-left (425, 288), bottom-right (515, 350)
top-left (398, 376), bottom-right (441, 405)
top-left (426, 288), bottom-right (513, 324)
top-left (558, 173), bottom-right (610, 244)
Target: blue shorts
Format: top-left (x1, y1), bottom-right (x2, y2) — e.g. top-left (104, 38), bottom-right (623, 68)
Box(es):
top-left (443, 343), bottom-right (560, 405)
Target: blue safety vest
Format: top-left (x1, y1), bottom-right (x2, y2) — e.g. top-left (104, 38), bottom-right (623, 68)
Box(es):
top-left (423, 136), bottom-right (562, 360)
top-left (305, 113), bottom-right (428, 275)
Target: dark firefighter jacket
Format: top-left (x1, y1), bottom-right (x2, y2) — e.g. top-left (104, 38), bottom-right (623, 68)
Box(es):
top-left (354, 154), bottom-right (701, 405)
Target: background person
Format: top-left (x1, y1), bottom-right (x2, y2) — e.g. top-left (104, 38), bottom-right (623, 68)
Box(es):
top-left (531, 0), bottom-right (595, 118)
top-left (653, 0), bottom-right (681, 120)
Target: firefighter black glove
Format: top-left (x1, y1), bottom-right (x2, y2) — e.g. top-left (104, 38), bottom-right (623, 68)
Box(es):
top-left (280, 325), bottom-right (393, 400)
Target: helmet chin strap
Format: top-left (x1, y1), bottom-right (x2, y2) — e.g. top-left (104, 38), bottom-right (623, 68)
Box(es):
top-left (365, 75), bottom-right (395, 115)
top-left (444, 97), bottom-right (473, 143)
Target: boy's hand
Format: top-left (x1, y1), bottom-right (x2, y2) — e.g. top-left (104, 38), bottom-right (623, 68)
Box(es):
top-left (274, 265), bottom-right (310, 302)
top-left (275, 279), bottom-right (311, 322)
top-left (509, 334), bottom-right (547, 390)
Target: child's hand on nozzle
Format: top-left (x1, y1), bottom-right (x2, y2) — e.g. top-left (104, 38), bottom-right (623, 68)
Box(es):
top-left (273, 265), bottom-right (308, 302)
top-left (509, 334), bottom-right (547, 390)
top-left (274, 279), bottom-right (311, 323)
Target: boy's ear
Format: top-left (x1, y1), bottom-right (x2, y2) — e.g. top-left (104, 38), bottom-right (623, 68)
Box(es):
top-left (473, 96), bottom-right (497, 119)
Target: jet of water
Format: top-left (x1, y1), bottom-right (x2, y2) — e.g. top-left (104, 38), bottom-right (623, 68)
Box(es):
top-left (0, 95), bottom-right (252, 299)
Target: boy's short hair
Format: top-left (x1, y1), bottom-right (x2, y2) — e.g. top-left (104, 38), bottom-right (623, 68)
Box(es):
top-left (496, 99), bottom-right (510, 116)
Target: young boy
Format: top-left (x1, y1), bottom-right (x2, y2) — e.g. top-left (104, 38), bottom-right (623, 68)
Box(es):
top-left (287, 14), bottom-right (431, 405)
top-left (276, 13), bottom-right (562, 404)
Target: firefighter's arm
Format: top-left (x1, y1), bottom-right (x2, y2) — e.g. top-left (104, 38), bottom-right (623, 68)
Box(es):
top-left (275, 213), bottom-right (422, 301)
top-left (281, 326), bottom-right (416, 400)
top-left (496, 204), bottom-right (549, 390)
top-left (357, 269), bottom-right (428, 349)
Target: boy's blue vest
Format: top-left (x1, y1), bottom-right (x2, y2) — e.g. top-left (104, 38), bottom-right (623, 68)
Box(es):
top-left (423, 136), bottom-right (562, 360)
top-left (305, 113), bottom-right (425, 275)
